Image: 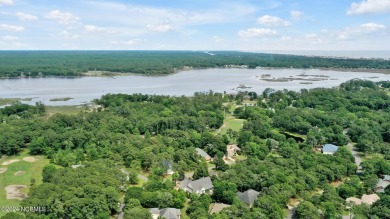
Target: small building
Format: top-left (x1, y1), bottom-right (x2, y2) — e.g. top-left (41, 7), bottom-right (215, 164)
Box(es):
top-left (149, 208), bottom-right (181, 219)
top-left (346, 197), bottom-right (362, 205)
top-left (162, 160), bottom-right (174, 175)
top-left (375, 177), bottom-right (390, 193)
top-left (209, 203), bottom-right (231, 214)
top-left (180, 177), bottom-right (214, 194)
top-left (346, 194), bottom-right (380, 206)
top-left (361, 194), bottom-right (380, 205)
top-left (226, 144), bottom-right (241, 158)
top-left (237, 189), bottom-right (259, 207)
top-left (322, 144), bottom-right (339, 155)
top-left (195, 148), bottom-right (212, 161)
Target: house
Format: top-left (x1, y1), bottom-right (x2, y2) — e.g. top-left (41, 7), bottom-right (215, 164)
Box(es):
top-left (346, 197), bottom-right (362, 205)
top-left (237, 189), bottom-right (259, 207)
top-left (209, 203), bottom-right (231, 214)
top-left (226, 144), bottom-right (241, 158)
top-left (149, 208), bottom-right (160, 219)
top-left (180, 177), bottom-right (214, 194)
top-left (322, 144), bottom-right (339, 155)
top-left (346, 194), bottom-right (380, 206)
top-left (375, 177), bottom-right (390, 193)
top-left (162, 160), bottom-right (174, 175)
top-left (361, 194), bottom-right (380, 205)
top-left (195, 148), bottom-right (212, 161)
top-left (149, 208), bottom-right (181, 219)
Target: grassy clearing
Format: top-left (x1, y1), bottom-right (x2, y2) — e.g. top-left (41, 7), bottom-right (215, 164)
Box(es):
top-left (0, 153), bottom-right (49, 217)
top-left (219, 114), bottom-right (245, 135)
top-left (0, 98), bottom-right (35, 106)
top-left (0, 98), bottom-right (20, 106)
top-left (46, 105), bottom-right (87, 115)
top-left (180, 200), bottom-right (190, 219)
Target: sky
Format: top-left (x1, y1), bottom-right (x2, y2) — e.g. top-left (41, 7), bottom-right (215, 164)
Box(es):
top-left (0, 0), bottom-right (389, 50)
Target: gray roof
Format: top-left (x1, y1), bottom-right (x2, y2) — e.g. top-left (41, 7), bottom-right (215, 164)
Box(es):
top-left (322, 144), bottom-right (339, 153)
top-left (160, 208), bottom-right (181, 219)
top-left (195, 148), bottom-right (210, 159)
top-left (181, 177), bottom-right (214, 193)
top-left (237, 189), bottom-right (259, 205)
top-left (149, 208), bottom-right (160, 215)
top-left (376, 179), bottom-right (390, 193)
top-left (384, 175), bottom-right (390, 181)
top-left (209, 203), bottom-right (231, 214)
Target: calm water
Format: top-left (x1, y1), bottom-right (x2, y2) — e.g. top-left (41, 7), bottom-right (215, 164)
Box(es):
top-left (1, 68), bottom-right (389, 106)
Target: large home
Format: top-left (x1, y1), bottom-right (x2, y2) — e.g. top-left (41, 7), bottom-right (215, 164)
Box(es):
top-left (226, 144), bottom-right (241, 158)
top-left (322, 144), bottom-right (339, 155)
top-left (195, 148), bottom-right (212, 161)
top-left (180, 177), bottom-right (214, 194)
top-left (237, 189), bottom-right (259, 207)
top-left (346, 194), bottom-right (380, 206)
top-left (375, 175), bottom-right (390, 193)
top-left (149, 208), bottom-right (181, 219)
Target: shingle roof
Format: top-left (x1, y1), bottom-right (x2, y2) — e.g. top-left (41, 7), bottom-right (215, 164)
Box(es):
top-left (376, 179), bottom-right (390, 193)
top-left (322, 144), bottom-right (339, 153)
top-left (237, 189), bottom-right (259, 205)
top-left (209, 203), bottom-right (231, 214)
top-left (180, 177), bottom-right (214, 193)
top-left (195, 148), bottom-right (210, 159)
top-left (160, 208), bottom-right (181, 219)
top-left (149, 208), bottom-right (160, 215)
top-left (361, 194), bottom-right (380, 205)
top-left (346, 197), bottom-right (362, 205)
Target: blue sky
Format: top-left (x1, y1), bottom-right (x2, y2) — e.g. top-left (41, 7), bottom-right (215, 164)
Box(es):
top-left (0, 0), bottom-right (389, 50)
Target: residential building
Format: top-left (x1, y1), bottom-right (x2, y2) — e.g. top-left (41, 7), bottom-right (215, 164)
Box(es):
top-left (237, 189), bottom-right (259, 207)
top-left (180, 177), bottom-right (214, 194)
top-left (322, 144), bottom-right (339, 155)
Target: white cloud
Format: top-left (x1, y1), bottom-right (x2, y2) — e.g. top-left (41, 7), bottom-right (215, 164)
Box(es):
top-left (360, 22), bottom-right (386, 31)
top-left (238, 28), bottom-right (277, 38)
top-left (290, 10), bottom-right (304, 20)
top-left (211, 36), bottom-right (224, 43)
top-left (59, 31), bottom-right (79, 40)
top-left (338, 22), bottom-right (386, 39)
top-left (257, 15), bottom-right (290, 27)
top-left (15, 12), bottom-right (38, 21)
top-left (84, 25), bottom-right (106, 33)
top-left (347, 0), bottom-right (390, 15)
top-left (0, 24), bottom-right (24, 32)
top-left (0, 0), bottom-right (13, 6)
top-left (2, 35), bottom-right (18, 41)
top-left (45, 10), bottom-right (79, 25)
top-left (146, 23), bottom-right (174, 32)
top-left (304, 34), bottom-right (325, 44)
top-left (110, 39), bottom-right (140, 46)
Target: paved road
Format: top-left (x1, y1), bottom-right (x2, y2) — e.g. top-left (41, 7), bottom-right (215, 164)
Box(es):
top-left (138, 174), bottom-right (149, 182)
top-left (347, 142), bottom-right (363, 173)
top-left (117, 203), bottom-right (125, 219)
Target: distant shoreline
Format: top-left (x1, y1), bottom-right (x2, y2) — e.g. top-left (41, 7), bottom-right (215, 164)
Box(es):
top-left (1, 67), bottom-right (390, 80)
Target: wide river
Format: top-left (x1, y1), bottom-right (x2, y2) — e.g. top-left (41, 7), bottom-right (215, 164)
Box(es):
top-left (1, 68), bottom-right (389, 106)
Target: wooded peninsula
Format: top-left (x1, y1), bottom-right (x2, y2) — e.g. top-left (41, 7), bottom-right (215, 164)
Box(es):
top-left (0, 51), bottom-right (389, 78)
top-left (0, 79), bottom-right (389, 219)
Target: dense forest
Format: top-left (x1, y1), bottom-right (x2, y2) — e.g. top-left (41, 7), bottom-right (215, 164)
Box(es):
top-left (0, 51), bottom-right (389, 77)
top-left (0, 79), bottom-right (389, 219)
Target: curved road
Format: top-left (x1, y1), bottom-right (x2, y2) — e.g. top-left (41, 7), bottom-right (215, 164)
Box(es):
top-left (347, 142), bottom-right (363, 174)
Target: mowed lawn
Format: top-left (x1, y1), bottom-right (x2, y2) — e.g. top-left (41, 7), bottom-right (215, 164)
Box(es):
top-left (220, 114), bottom-right (245, 135)
top-left (0, 152), bottom-right (49, 217)
top-left (46, 105), bottom-right (87, 115)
